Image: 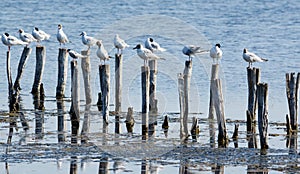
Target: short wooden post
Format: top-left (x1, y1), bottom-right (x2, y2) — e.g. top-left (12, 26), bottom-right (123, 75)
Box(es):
top-left (149, 60), bottom-right (158, 114)
top-left (57, 99), bottom-right (66, 142)
top-left (14, 47), bottom-right (32, 91)
top-left (208, 64), bottom-right (219, 119)
top-left (246, 67), bottom-right (260, 132)
top-left (191, 117), bottom-right (199, 141)
top-left (125, 107), bottom-right (134, 134)
top-left (212, 79), bottom-right (228, 147)
top-left (286, 73), bottom-right (300, 132)
top-left (6, 51), bottom-right (13, 99)
top-left (141, 66), bottom-right (149, 140)
top-left (162, 115), bottom-right (169, 138)
top-left (99, 65), bottom-right (110, 124)
top-left (97, 92), bottom-right (103, 111)
top-left (32, 46), bottom-right (46, 95)
top-left (178, 73), bottom-right (187, 141)
top-left (257, 83), bottom-right (269, 150)
top-left (115, 54), bottom-right (122, 114)
top-left (232, 124), bottom-right (239, 148)
top-left (56, 48), bottom-right (68, 99)
top-left (70, 60), bottom-right (80, 144)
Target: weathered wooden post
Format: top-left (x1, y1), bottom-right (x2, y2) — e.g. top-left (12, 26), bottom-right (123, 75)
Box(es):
top-left (99, 64), bottom-right (110, 124)
top-left (97, 92), bottom-right (103, 111)
top-left (115, 54), bottom-right (122, 134)
top-left (125, 107), bottom-right (134, 134)
top-left (191, 117), bottom-right (199, 141)
top-left (70, 60), bottom-right (80, 144)
top-left (232, 124), bottom-right (239, 148)
top-left (208, 64), bottom-right (219, 119)
top-left (6, 51), bottom-right (13, 99)
top-left (149, 60), bottom-right (158, 114)
top-left (212, 79), bottom-right (228, 147)
top-left (141, 66), bottom-right (149, 140)
top-left (162, 115), bottom-right (169, 138)
top-left (178, 73), bottom-right (187, 141)
top-left (56, 48), bottom-right (68, 99)
top-left (183, 61), bottom-right (192, 133)
top-left (14, 47), bottom-right (32, 91)
top-left (31, 46), bottom-right (46, 95)
top-left (257, 83), bottom-right (269, 151)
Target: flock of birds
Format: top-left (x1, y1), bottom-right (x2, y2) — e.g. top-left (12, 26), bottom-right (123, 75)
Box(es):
top-left (1, 24), bottom-right (268, 67)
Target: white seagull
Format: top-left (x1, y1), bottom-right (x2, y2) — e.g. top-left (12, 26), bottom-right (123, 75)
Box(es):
top-left (114, 34), bottom-right (129, 54)
top-left (32, 27), bottom-right (51, 43)
top-left (243, 48), bottom-right (268, 67)
top-left (67, 49), bottom-right (87, 59)
top-left (96, 40), bottom-right (111, 64)
top-left (182, 45), bottom-right (208, 61)
top-left (210, 43), bottom-right (223, 64)
top-left (57, 24), bottom-right (69, 46)
top-left (18, 29), bottom-right (37, 46)
top-left (2, 33), bottom-right (27, 51)
top-left (133, 44), bottom-right (162, 66)
top-left (145, 37), bottom-right (166, 52)
top-left (80, 31), bottom-right (98, 50)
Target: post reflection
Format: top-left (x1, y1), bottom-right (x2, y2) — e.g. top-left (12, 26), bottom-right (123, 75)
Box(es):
top-left (70, 156), bottom-right (78, 174)
top-left (99, 157), bottom-right (109, 174)
top-left (57, 99), bottom-right (66, 142)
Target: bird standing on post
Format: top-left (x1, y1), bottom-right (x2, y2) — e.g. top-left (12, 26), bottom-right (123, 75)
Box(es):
top-left (114, 34), bottom-right (129, 55)
top-left (145, 37), bottom-right (166, 52)
top-left (67, 49), bottom-right (87, 60)
top-left (243, 48), bottom-right (268, 68)
top-left (80, 31), bottom-right (98, 51)
top-left (96, 40), bottom-right (111, 64)
top-left (57, 24), bottom-right (69, 47)
top-left (182, 45), bottom-right (208, 61)
top-left (210, 43), bottom-right (223, 64)
top-left (32, 27), bottom-right (50, 44)
top-left (2, 33), bottom-right (27, 51)
top-left (133, 44), bottom-right (163, 66)
top-left (18, 29), bottom-right (37, 46)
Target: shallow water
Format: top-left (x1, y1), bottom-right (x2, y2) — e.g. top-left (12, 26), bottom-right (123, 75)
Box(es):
top-left (0, 0), bottom-right (300, 173)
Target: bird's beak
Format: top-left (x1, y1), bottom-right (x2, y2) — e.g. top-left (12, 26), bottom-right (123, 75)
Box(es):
top-left (79, 33), bottom-right (82, 36)
top-left (133, 46), bottom-right (137, 50)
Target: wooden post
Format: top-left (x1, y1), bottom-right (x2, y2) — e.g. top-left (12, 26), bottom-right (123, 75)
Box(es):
top-left (56, 48), bottom-right (68, 99)
top-left (14, 47), bottom-right (32, 91)
top-left (81, 50), bottom-right (92, 105)
top-left (57, 99), bottom-right (66, 142)
top-left (257, 83), bottom-right (269, 150)
top-left (70, 60), bottom-right (80, 144)
top-left (115, 54), bottom-right (122, 114)
top-left (99, 65), bottom-right (110, 124)
top-left (6, 51), bottom-right (13, 99)
top-left (162, 115), bottom-right (169, 138)
top-left (97, 92), bottom-right (103, 111)
top-left (191, 117), bottom-right (199, 141)
top-left (141, 66), bottom-right (149, 140)
top-left (32, 46), bottom-right (46, 95)
top-left (81, 105), bottom-right (90, 143)
top-left (125, 107), bottom-right (134, 134)
top-left (149, 60), bottom-right (158, 114)
top-left (232, 124), bottom-right (239, 148)
top-left (178, 73), bottom-right (187, 141)
top-left (286, 72), bottom-right (300, 132)
top-left (208, 64), bottom-right (219, 119)
top-left (246, 67), bottom-right (260, 132)
top-left (183, 61), bottom-right (192, 132)
top-left (212, 79), bottom-right (228, 147)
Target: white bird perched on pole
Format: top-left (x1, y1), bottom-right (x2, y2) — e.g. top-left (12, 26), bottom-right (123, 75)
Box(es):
top-left (114, 34), bottom-right (129, 54)
top-left (57, 24), bottom-right (69, 47)
top-left (133, 44), bottom-right (164, 66)
top-left (243, 48), bottom-right (268, 68)
top-left (145, 37), bottom-right (166, 52)
top-left (2, 33), bottom-right (27, 51)
top-left (182, 45), bottom-right (208, 61)
top-left (210, 43), bottom-right (223, 64)
top-left (80, 31), bottom-right (98, 50)
top-left (32, 27), bottom-right (50, 44)
top-left (67, 49), bottom-right (87, 59)
top-left (18, 29), bottom-right (37, 46)
top-left (96, 40), bottom-right (111, 64)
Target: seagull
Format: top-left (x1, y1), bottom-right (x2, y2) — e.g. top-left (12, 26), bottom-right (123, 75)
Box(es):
top-left (2, 33), bottom-right (27, 51)
top-left (133, 44), bottom-right (162, 66)
top-left (243, 48), bottom-right (268, 67)
top-left (96, 40), bottom-right (111, 64)
top-left (57, 24), bottom-right (69, 46)
top-left (80, 31), bottom-right (98, 50)
top-left (114, 34), bottom-right (129, 54)
top-left (145, 37), bottom-right (166, 52)
top-left (32, 27), bottom-right (50, 44)
top-left (182, 45), bottom-right (208, 61)
top-left (210, 43), bottom-right (223, 64)
top-left (67, 49), bottom-right (87, 59)
top-left (18, 29), bottom-right (37, 46)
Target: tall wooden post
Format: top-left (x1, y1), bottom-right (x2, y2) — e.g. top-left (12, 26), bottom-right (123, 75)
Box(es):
top-left (286, 73), bottom-right (300, 132)
top-left (99, 65), bottom-right (110, 124)
top-left (115, 54), bottom-right (122, 114)
top-left (56, 48), bottom-right (68, 99)
top-left (141, 66), bottom-right (149, 140)
top-left (208, 64), bottom-right (219, 119)
top-left (149, 60), bottom-right (158, 114)
top-left (178, 73), bottom-right (188, 141)
top-left (14, 47), bottom-right (32, 91)
top-left (257, 83), bottom-right (269, 151)
top-left (32, 46), bottom-right (46, 95)
top-left (6, 51), bottom-right (13, 99)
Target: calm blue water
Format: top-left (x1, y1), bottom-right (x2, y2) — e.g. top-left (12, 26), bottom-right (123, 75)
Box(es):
top-left (0, 0), bottom-right (299, 173)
